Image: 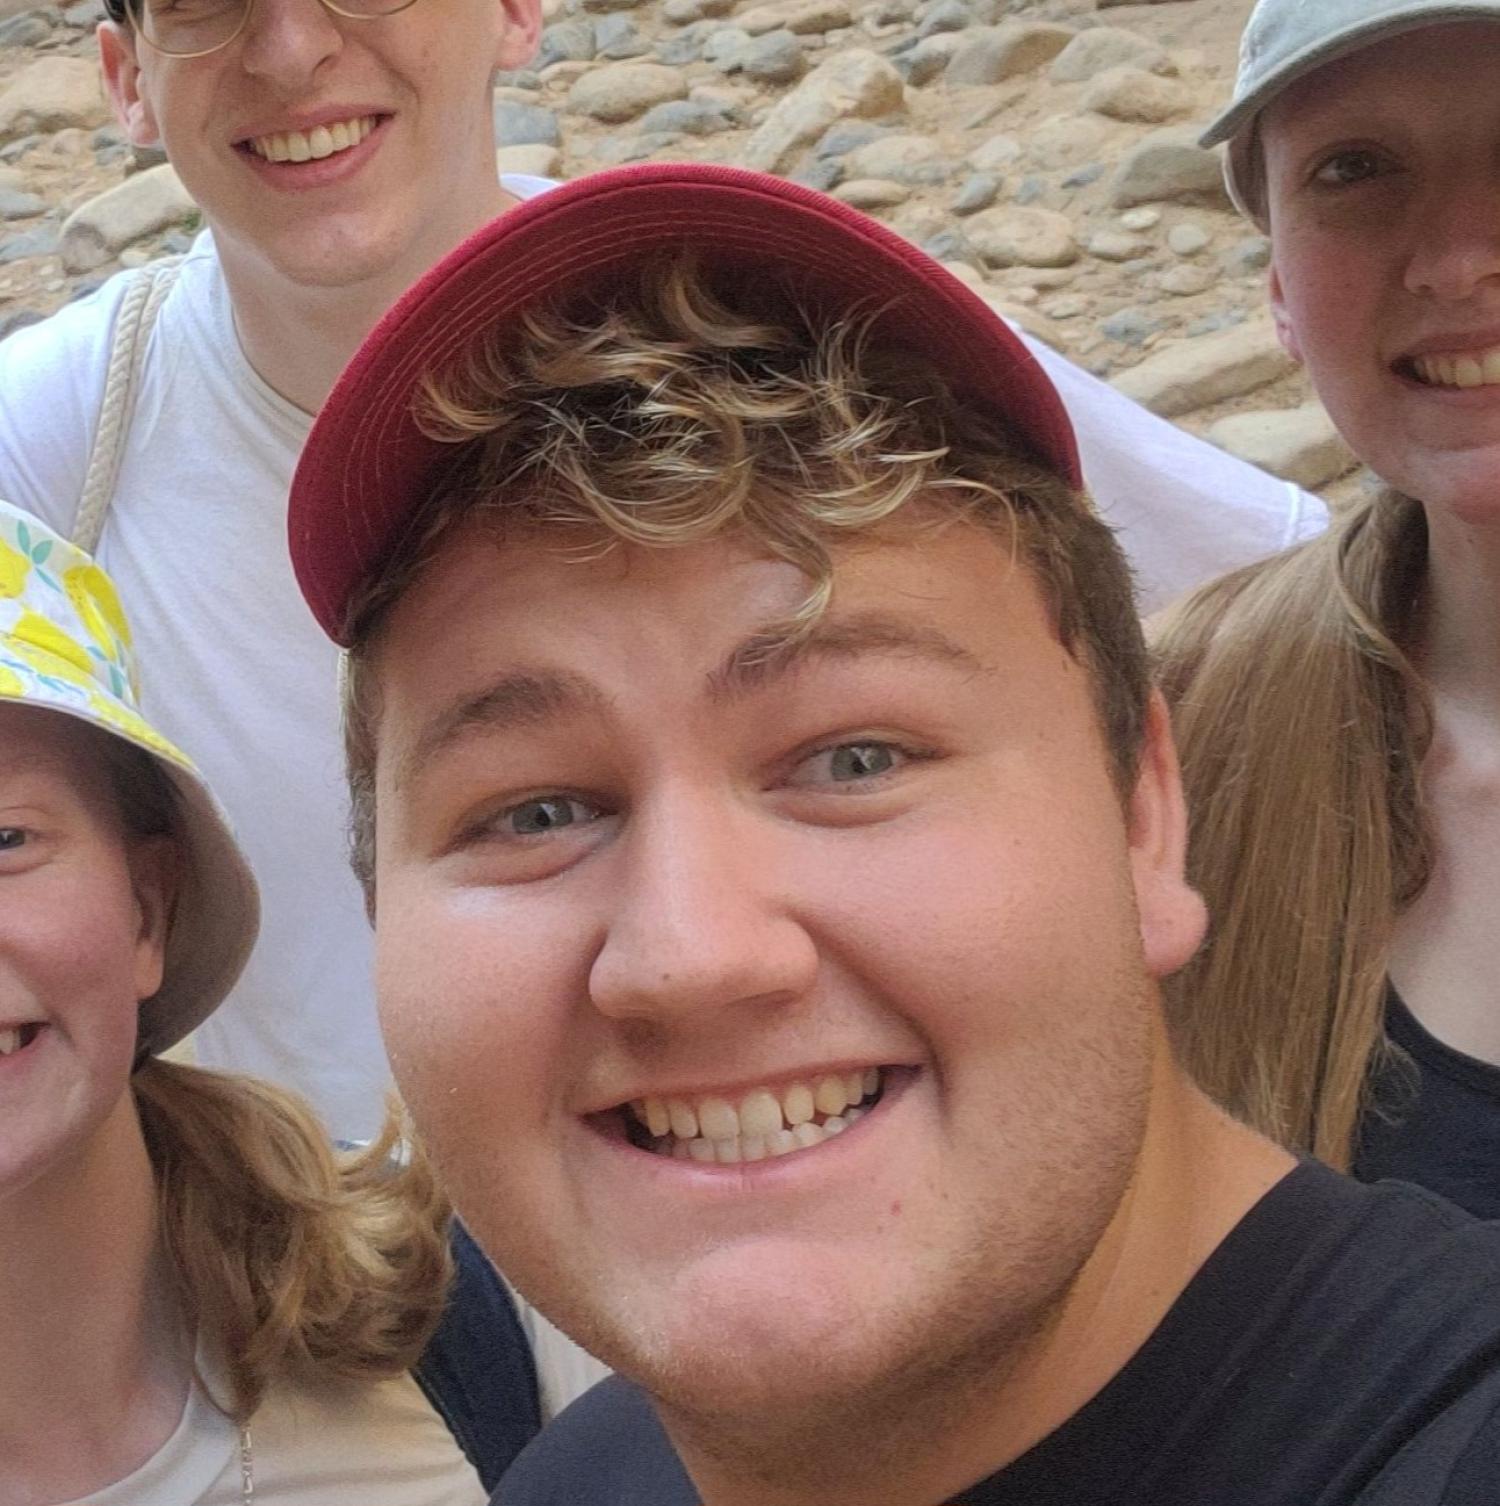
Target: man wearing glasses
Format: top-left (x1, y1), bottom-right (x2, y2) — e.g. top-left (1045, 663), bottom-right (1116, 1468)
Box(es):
top-left (0, 0), bottom-right (1322, 1180)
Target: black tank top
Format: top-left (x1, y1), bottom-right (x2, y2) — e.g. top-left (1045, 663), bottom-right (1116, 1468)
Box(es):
top-left (1354, 983), bottom-right (1500, 1220)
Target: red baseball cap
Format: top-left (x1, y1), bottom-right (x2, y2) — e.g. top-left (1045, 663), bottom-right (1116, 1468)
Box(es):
top-left (289, 162), bottom-right (1083, 645)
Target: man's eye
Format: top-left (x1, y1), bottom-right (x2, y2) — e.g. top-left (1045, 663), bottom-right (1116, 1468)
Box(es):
top-left (1312, 149), bottom-right (1386, 188)
top-left (793, 740), bottom-right (906, 787)
top-left (0, 828), bottom-right (26, 852)
top-left (501, 796), bottom-right (601, 837)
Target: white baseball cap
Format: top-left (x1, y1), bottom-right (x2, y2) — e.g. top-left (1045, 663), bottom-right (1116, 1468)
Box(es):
top-left (1202, 0), bottom-right (1500, 222)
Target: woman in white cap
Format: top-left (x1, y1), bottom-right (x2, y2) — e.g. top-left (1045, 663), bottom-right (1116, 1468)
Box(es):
top-left (0, 499), bottom-right (537, 1503)
top-left (1155, 1), bottom-right (1500, 1215)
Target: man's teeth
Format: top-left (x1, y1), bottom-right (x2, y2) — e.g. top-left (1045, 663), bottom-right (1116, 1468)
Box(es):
top-left (248, 115), bottom-right (376, 164)
top-left (631, 1068), bottom-right (881, 1163)
top-left (1412, 346), bottom-right (1500, 389)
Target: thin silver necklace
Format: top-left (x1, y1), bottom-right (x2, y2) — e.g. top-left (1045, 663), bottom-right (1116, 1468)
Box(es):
top-left (239, 1424), bottom-right (254, 1503)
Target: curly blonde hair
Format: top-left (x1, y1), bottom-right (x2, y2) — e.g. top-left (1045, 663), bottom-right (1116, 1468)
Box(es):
top-left (340, 257), bottom-right (1147, 892)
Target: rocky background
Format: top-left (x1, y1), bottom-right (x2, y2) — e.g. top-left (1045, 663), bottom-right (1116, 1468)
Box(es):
top-left (0, 0), bottom-right (1370, 501)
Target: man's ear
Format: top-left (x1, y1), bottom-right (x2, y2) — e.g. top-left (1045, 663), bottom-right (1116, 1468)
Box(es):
top-left (129, 834), bottom-right (178, 1003)
top-left (494, 0), bottom-right (543, 73)
top-left (1126, 690), bottom-right (1207, 981)
top-left (98, 22), bottom-right (163, 148)
top-left (1268, 264), bottom-right (1303, 364)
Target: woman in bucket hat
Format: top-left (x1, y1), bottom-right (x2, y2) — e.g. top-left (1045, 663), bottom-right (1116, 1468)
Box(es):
top-left (1155, 1), bottom-right (1500, 1214)
top-left (0, 499), bottom-right (536, 1503)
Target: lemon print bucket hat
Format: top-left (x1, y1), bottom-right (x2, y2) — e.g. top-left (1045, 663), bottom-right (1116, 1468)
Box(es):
top-left (0, 499), bottom-right (259, 1057)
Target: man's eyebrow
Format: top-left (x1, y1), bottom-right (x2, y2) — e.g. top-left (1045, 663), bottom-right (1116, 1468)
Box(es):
top-left (709, 613), bottom-right (987, 700)
top-left (397, 669), bottom-right (607, 790)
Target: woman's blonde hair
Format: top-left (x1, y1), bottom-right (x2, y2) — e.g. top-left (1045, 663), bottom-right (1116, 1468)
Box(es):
top-left (340, 256), bottom-right (1150, 895)
top-left (103, 738), bottom-right (453, 1423)
top-left (1152, 489), bottom-right (1433, 1166)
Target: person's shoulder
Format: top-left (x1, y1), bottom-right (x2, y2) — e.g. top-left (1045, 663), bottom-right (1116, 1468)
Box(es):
top-left (495, 1375), bottom-right (696, 1506)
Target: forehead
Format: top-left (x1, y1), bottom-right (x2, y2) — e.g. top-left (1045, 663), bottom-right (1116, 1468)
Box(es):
top-left (0, 704), bottom-right (111, 797)
top-left (369, 515), bottom-right (1080, 736)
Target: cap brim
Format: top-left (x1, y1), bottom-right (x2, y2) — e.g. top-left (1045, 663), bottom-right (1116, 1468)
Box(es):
top-left (1202, 5), bottom-right (1500, 148)
top-left (290, 163), bottom-right (1083, 645)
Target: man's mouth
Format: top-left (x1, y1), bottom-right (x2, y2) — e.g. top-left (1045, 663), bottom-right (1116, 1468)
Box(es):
top-left (243, 115), bottom-right (380, 165)
top-left (620, 1068), bottom-right (887, 1164)
top-left (1405, 343), bottom-right (1500, 390)
top-left (0, 1023), bottom-right (42, 1058)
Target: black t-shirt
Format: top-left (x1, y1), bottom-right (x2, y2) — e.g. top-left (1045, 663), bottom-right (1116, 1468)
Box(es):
top-left (1356, 984), bottom-right (1500, 1221)
top-left (497, 1163), bottom-right (1500, 1506)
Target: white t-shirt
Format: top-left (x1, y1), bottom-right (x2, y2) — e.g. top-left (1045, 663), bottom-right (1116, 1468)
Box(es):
top-left (66, 1343), bottom-right (485, 1506)
top-left (0, 176), bottom-right (1326, 1141)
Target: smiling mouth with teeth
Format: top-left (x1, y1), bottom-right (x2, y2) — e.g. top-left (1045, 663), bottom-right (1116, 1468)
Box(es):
top-left (1404, 346), bottom-right (1500, 390)
top-left (244, 115), bottom-right (380, 165)
top-left (621, 1067), bottom-right (887, 1165)
top-left (0, 1023), bottom-right (41, 1059)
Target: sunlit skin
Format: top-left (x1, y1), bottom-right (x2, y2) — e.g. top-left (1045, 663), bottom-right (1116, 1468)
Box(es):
top-left (1263, 23), bottom-right (1500, 522)
top-left (0, 705), bottom-right (169, 1200)
top-left (368, 515), bottom-right (1292, 1504)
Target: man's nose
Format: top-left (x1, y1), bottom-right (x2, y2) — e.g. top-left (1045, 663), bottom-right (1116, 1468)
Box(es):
top-left (587, 793), bottom-right (819, 1028)
top-left (235, 0), bottom-right (344, 85)
top-left (1404, 170), bottom-right (1500, 302)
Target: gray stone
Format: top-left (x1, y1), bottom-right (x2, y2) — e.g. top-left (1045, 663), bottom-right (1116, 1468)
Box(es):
top-left (1186, 308), bottom-right (1247, 337)
top-left (1026, 113), bottom-right (1113, 171)
top-left (1111, 317), bottom-right (1296, 416)
top-left (1061, 162), bottom-right (1104, 189)
top-left (791, 156), bottom-right (844, 191)
top-left (1101, 306), bottom-right (1161, 346)
top-left (861, 0), bottom-right (918, 24)
top-left (663, 0), bottom-right (733, 19)
top-left (1222, 235), bottom-right (1271, 276)
top-left (901, 33), bottom-right (965, 85)
top-left (842, 131), bottom-right (947, 185)
top-left (0, 58), bottom-right (110, 145)
top-left (952, 172), bottom-right (999, 214)
top-left (1087, 230), bottom-right (1149, 262)
top-left (815, 120), bottom-right (887, 157)
top-left (946, 21), bottom-right (1075, 85)
top-left (592, 131), bottom-right (681, 164)
top-left (1012, 175), bottom-right (1047, 205)
top-left (1207, 403), bottom-right (1355, 489)
top-left (736, 0), bottom-right (851, 34)
top-left (741, 49), bottom-right (905, 173)
top-left (1083, 66), bottom-right (1191, 125)
top-left (0, 188), bottom-right (44, 220)
top-left (1041, 294), bottom-right (1087, 320)
top-left (567, 63), bottom-right (688, 122)
top-left (1048, 25), bottom-right (1168, 83)
top-left (0, 137), bottom-right (41, 165)
top-left (496, 144), bottom-right (563, 177)
top-left (535, 20), bottom-right (596, 67)
top-left (654, 24), bottom-right (713, 62)
top-left (1119, 206), bottom-right (1160, 231)
top-left (492, 68), bottom-right (543, 89)
top-left (1167, 221), bottom-right (1210, 256)
top-left (0, 226), bottom-right (57, 265)
top-left (595, 13), bottom-right (649, 57)
top-left (60, 164), bottom-right (196, 274)
top-left (967, 131), bottom-right (1021, 172)
top-left (59, 0), bottom-right (104, 23)
top-left (834, 176), bottom-right (910, 209)
top-left (637, 98), bottom-right (739, 135)
top-left (740, 29), bottom-right (807, 83)
top-left (129, 143), bottom-right (170, 174)
top-left (0, 12), bottom-right (52, 46)
top-left (1111, 126), bottom-right (1229, 209)
top-left (580, 0), bottom-right (642, 15)
top-left (966, 205), bottom-right (1077, 268)
top-left (1153, 262), bottom-right (1213, 296)
top-left (493, 99), bottom-right (562, 147)
top-left (704, 25), bottom-right (751, 66)
top-left (916, 0), bottom-right (972, 36)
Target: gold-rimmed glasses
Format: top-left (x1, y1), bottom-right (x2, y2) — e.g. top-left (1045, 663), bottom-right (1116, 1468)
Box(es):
top-left (127, 0), bottom-right (421, 58)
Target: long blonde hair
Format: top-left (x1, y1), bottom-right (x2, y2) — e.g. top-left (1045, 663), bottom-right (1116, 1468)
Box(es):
top-left (131, 1062), bottom-right (453, 1422)
top-left (1152, 489), bottom-right (1433, 1166)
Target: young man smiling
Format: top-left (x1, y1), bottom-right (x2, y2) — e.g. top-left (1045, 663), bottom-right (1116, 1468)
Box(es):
top-left (287, 164), bottom-right (1500, 1505)
top-left (0, 0), bottom-right (1325, 1149)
